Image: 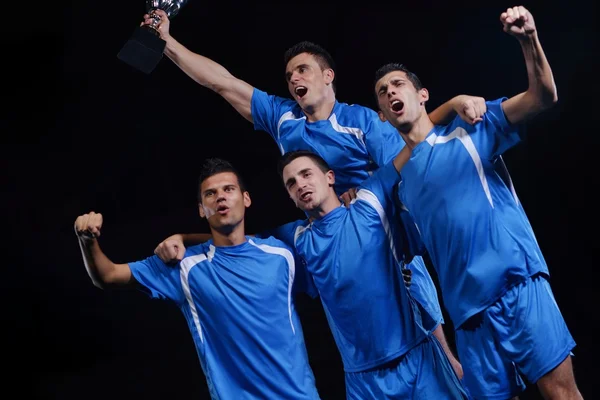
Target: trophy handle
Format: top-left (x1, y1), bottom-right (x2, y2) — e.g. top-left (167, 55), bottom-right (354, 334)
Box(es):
top-left (141, 10), bottom-right (161, 36)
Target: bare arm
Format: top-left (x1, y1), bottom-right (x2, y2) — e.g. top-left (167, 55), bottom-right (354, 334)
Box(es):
top-left (75, 212), bottom-right (134, 289)
top-left (147, 11), bottom-right (255, 122)
top-left (392, 145), bottom-right (412, 173)
top-left (499, 6), bottom-right (558, 124)
top-left (429, 95), bottom-right (487, 125)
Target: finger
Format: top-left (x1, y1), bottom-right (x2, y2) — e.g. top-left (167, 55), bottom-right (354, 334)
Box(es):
top-left (505, 8), bottom-right (514, 23)
top-left (340, 193), bottom-right (350, 207)
top-left (349, 188), bottom-right (358, 200)
top-left (512, 6), bottom-right (520, 21)
top-left (176, 245), bottom-right (185, 261)
top-left (500, 12), bottom-right (508, 23)
top-left (464, 105), bottom-right (476, 123)
top-left (518, 6), bottom-right (529, 22)
top-left (472, 117), bottom-right (483, 124)
top-left (74, 215), bottom-right (86, 232)
top-left (474, 101), bottom-right (482, 119)
top-left (166, 245), bottom-right (178, 261)
top-left (153, 9), bottom-right (168, 18)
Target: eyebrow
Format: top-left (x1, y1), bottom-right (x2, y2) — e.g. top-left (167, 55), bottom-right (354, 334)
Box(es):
top-left (285, 168), bottom-right (312, 188)
top-left (378, 78), bottom-right (406, 93)
top-left (285, 64), bottom-right (310, 80)
top-left (202, 184), bottom-right (237, 197)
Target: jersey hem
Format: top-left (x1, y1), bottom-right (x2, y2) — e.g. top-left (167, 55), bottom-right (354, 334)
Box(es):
top-left (342, 333), bottom-right (428, 373)
top-left (454, 270), bottom-right (549, 329)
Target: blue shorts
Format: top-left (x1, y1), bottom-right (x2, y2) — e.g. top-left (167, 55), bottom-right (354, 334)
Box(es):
top-left (345, 335), bottom-right (469, 399)
top-left (455, 274), bottom-right (576, 400)
top-left (407, 255), bottom-right (444, 330)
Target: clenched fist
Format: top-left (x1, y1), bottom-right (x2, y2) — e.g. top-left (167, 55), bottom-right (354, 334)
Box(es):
top-left (455, 95), bottom-right (487, 125)
top-left (141, 9), bottom-right (171, 40)
top-left (74, 211), bottom-right (103, 241)
top-left (501, 6), bottom-right (536, 39)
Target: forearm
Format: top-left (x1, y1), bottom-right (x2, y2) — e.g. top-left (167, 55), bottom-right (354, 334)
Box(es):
top-left (520, 33), bottom-right (557, 107)
top-left (393, 145), bottom-right (412, 172)
top-left (181, 233), bottom-right (213, 245)
top-left (78, 238), bottom-right (130, 288)
top-left (428, 99), bottom-right (456, 125)
top-left (164, 36), bottom-right (237, 93)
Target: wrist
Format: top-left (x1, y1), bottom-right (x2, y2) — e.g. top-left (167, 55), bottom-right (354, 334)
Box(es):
top-left (517, 31), bottom-right (539, 45)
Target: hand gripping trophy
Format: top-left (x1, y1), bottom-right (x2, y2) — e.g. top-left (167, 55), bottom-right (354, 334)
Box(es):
top-left (117, 0), bottom-right (188, 74)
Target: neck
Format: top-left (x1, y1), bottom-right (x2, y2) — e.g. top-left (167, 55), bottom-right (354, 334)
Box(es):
top-left (302, 91), bottom-right (336, 122)
top-left (306, 189), bottom-right (342, 220)
top-left (396, 113), bottom-right (435, 149)
top-left (210, 221), bottom-right (247, 247)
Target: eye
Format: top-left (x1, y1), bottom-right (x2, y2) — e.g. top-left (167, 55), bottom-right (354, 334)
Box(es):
top-left (299, 67), bottom-right (306, 73)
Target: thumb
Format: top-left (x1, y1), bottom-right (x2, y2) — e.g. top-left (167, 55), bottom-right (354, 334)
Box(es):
top-left (463, 105), bottom-right (477, 124)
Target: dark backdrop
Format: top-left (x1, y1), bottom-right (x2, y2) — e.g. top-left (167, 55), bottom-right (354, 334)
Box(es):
top-left (3, 1), bottom-right (597, 398)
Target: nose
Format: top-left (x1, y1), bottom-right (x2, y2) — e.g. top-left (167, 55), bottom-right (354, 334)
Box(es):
top-left (290, 71), bottom-right (301, 83)
top-left (296, 177), bottom-right (307, 192)
top-left (216, 190), bottom-right (226, 202)
top-left (387, 88), bottom-right (396, 98)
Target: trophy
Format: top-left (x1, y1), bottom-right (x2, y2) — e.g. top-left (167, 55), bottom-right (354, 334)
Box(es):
top-left (117, 0), bottom-right (189, 74)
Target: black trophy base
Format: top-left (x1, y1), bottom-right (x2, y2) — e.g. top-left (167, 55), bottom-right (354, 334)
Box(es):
top-left (117, 26), bottom-right (166, 74)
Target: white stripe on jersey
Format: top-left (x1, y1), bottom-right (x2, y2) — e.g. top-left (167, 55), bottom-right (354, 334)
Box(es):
top-left (249, 239), bottom-right (297, 335)
top-left (328, 113), bottom-right (366, 147)
top-left (180, 253), bottom-right (208, 343)
top-left (353, 189), bottom-right (400, 264)
top-left (426, 127), bottom-right (494, 208)
top-left (277, 111), bottom-right (306, 154)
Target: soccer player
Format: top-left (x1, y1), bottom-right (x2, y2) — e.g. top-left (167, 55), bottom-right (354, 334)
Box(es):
top-left (374, 6), bottom-right (582, 400)
top-left (273, 147), bottom-right (468, 398)
top-left (142, 9), bottom-right (488, 374)
top-left (74, 158), bottom-right (321, 400)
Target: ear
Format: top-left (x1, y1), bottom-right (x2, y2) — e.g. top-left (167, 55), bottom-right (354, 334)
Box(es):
top-left (324, 68), bottom-right (335, 86)
top-left (326, 169), bottom-right (336, 186)
top-left (198, 203), bottom-right (206, 219)
top-left (243, 191), bottom-right (251, 208)
top-left (419, 87), bottom-right (430, 105)
top-left (378, 110), bottom-right (387, 122)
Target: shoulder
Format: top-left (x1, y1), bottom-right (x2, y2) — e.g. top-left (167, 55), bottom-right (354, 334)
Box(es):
top-left (249, 236), bottom-right (295, 255)
top-left (337, 101), bottom-right (379, 122)
top-left (179, 243), bottom-right (212, 267)
top-left (254, 88), bottom-right (301, 112)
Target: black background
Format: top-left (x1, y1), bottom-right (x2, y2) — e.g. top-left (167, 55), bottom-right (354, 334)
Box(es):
top-left (3, 0), bottom-right (597, 398)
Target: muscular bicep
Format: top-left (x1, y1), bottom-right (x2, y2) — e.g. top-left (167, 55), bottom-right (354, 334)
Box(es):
top-left (216, 76), bottom-right (255, 123)
top-left (104, 262), bottom-right (135, 286)
top-left (500, 91), bottom-right (540, 125)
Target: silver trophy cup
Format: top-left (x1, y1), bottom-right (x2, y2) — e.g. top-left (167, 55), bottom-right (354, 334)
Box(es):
top-left (117, 0), bottom-right (189, 74)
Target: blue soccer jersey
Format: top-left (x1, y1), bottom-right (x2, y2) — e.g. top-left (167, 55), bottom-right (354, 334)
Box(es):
top-left (251, 88), bottom-right (440, 322)
top-left (251, 88), bottom-right (405, 195)
top-left (287, 162), bottom-right (429, 372)
top-left (128, 236), bottom-right (320, 400)
top-left (398, 98), bottom-right (550, 328)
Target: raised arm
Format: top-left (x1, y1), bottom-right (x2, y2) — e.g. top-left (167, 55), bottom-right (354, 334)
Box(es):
top-left (499, 6), bottom-right (557, 124)
top-left (144, 10), bottom-right (255, 122)
top-left (74, 212), bottom-right (134, 289)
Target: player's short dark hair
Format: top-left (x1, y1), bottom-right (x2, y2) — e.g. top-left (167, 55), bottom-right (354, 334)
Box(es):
top-left (277, 150), bottom-right (332, 179)
top-left (284, 41), bottom-right (336, 92)
top-left (373, 63), bottom-right (424, 106)
top-left (197, 158), bottom-right (246, 203)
